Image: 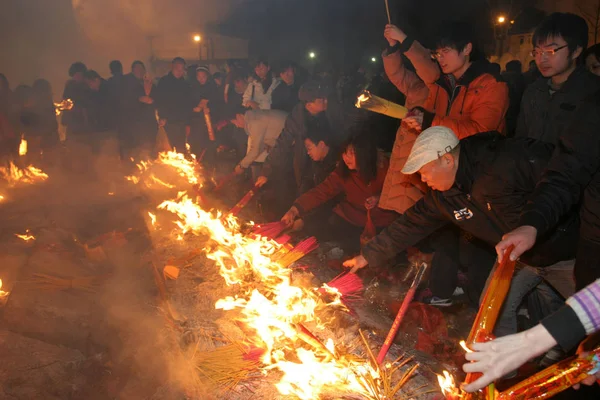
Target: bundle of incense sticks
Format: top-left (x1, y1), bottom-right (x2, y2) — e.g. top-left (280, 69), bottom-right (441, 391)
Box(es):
top-left (204, 108), bottom-right (216, 141)
top-left (253, 221), bottom-right (287, 239)
top-left (355, 90), bottom-right (409, 119)
top-left (323, 272), bottom-right (364, 305)
top-left (274, 234), bottom-right (291, 245)
top-left (463, 246), bottom-right (517, 400)
top-left (229, 184), bottom-right (260, 216)
top-left (276, 236), bottom-right (319, 267)
top-left (498, 346), bottom-right (600, 400)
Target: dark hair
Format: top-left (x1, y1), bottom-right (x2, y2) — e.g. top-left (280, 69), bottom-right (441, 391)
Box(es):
top-left (339, 132), bottom-right (378, 183)
top-left (68, 62), bottom-right (87, 77)
top-left (533, 13), bottom-right (588, 56)
top-left (32, 79), bottom-right (52, 96)
top-left (84, 70), bottom-right (101, 80)
top-left (434, 21), bottom-right (475, 53)
top-left (172, 57), bottom-right (186, 65)
top-left (304, 126), bottom-right (333, 148)
top-left (253, 56), bottom-right (270, 69)
top-left (14, 84), bottom-right (33, 106)
top-left (109, 60), bottom-right (123, 75)
top-left (277, 60), bottom-right (295, 75)
top-left (489, 62), bottom-right (501, 75)
top-left (505, 60), bottom-right (522, 73)
top-left (131, 60), bottom-right (145, 71)
top-left (584, 43), bottom-right (600, 62)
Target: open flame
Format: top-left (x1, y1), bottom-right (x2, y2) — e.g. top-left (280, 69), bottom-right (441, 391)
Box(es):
top-left (355, 92), bottom-right (371, 108)
top-left (19, 136), bottom-right (28, 156)
top-left (0, 162), bottom-right (48, 186)
top-left (438, 370), bottom-right (461, 398)
top-left (460, 340), bottom-right (473, 353)
top-left (15, 230), bottom-right (35, 241)
top-left (0, 279), bottom-right (9, 300)
top-left (129, 148), bottom-right (418, 399)
top-left (54, 98), bottom-right (74, 116)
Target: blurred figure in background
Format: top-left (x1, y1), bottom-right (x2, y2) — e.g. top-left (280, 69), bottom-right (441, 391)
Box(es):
top-left (271, 61), bottom-right (299, 112)
top-left (584, 44), bottom-right (600, 76)
top-left (243, 57), bottom-right (280, 110)
top-left (189, 65), bottom-right (221, 159)
top-left (31, 79), bottom-right (59, 151)
top-left (155, 57), bottom-right (192, 152)
top-left (502, 60), bottom-right (526, 137)
top-left (62, 62), bottom-right (89, 137)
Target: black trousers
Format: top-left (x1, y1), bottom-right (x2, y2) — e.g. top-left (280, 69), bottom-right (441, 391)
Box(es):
top-left (427, 227), bottom-right (496, 305)
top-left (164, 122), bottom-right (187, 153)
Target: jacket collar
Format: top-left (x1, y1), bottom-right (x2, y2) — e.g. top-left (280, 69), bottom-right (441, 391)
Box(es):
top-left (530, 65), bottom-right (599, 94)
top-left (435, 59), bottom-right (502, 91)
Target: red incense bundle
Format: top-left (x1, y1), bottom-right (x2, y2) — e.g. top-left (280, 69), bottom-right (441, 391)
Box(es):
top-left (253, 221), bottom-right (287, 239)
top-left (376, 262), bottom-right (428, 365)
top-left (229, 184), bottom-right (260, 216)
top-left (323, 272), bottom-right (364, 304)
top-left (276, 237), bottom-right (319, 267)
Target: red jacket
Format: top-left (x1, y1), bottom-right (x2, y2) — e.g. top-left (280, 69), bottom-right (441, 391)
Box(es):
top-left (294, 157), bottom-right (398, 228)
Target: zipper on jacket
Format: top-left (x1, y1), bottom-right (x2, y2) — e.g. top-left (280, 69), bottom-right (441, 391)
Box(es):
top-left (447, 85), bottom-right (463, 116)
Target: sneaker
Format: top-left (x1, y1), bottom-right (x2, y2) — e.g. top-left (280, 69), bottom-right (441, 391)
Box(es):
top-left (422, 296), bottom-right (453, 307)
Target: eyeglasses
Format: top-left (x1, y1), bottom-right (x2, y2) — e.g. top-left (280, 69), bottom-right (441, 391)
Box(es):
top-left (431, 48), bottom-right (453, 60)
top-left (531, 44), bottom-right (568, 58)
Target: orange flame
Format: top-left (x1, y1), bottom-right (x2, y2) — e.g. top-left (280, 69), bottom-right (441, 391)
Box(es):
top-left (438, 370), bottom-right (462, 398)
top-left (148, 212), bottom-right (157, 226)
top-left (54, 98), bottom-right (74, 116)
top-left (0, 162), bottom-right (48, 186)
top-left (0, 278), bottom-right (9, 302)
top-left (355, 92), bottom-right (370, 108)
top-left (15, 230), bottom-right (35, 242)
top-left (18, 136), bottom-right (27, 156)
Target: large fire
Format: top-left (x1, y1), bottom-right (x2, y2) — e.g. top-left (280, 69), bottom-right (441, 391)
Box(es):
top-left (0, 162), bottom-right (49, 186)
top-left (128, 150), bottom-right (421, 399)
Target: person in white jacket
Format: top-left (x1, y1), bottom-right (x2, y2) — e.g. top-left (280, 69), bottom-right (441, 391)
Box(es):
top-left (231, 108), bottom-right (288, 175)
top-left (243, 58), bottom-right (280, 110)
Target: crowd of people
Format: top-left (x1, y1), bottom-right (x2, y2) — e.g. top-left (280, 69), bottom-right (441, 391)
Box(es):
top-left (3, 9), bottom-right (600, 393)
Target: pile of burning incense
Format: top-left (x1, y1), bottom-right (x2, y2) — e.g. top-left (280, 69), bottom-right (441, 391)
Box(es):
top-left (355, 90), bottom-right (409, 119)
top-left (498, 346), bottom-right (600, 400)
top-left (252, 221), bottom-right (288, 239)
top-left (322, 272), bottom-right (364, 305)
top-left (194, 342), bottom-right (261, 391)
top-left (276, 236), bottom-right (319, 267)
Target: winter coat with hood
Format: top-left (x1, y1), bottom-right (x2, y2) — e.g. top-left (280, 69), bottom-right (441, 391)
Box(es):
top-left (362, 132), bottom-right (579, 269)
top-left (242, 75), bottom-right (280, 110)
top-left (378, 39), bottom-right (509, 214)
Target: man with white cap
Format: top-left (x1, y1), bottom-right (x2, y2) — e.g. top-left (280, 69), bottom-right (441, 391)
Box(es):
top-left (344, 127), bottom-right (579, 356)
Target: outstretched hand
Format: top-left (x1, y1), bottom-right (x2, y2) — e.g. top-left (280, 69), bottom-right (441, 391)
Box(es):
top-left (495, 225), bottom-right (537, 262)
top-left (343, 255), bottom-right (368, 272)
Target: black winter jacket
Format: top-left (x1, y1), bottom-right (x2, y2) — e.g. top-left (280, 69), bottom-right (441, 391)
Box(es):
top-left (363, 132), bottom-right (579, 267)
top-left (515, 66), bottom-right (600, 144)
top-left (155, 73), bottom-right (192, 125)
top-left (520, 92), bottom-right (600, 244)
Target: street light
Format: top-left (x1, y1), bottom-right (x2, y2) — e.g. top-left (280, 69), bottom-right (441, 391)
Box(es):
top-left (497, 15), bottom-right (506, 24)
top-left (371, 57), bottom-right (377, 62)
top-left (309, 51), bottom-right (316, 59)
top-left (193, 34), bottom-right (201, 42)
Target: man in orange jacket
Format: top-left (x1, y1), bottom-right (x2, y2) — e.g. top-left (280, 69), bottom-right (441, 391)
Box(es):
top-left (380, 21), bottom-right (509, 306)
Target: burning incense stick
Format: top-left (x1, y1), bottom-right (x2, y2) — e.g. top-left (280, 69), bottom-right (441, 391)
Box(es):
top-left (384, 0), bottom-right (391, 24)
top-left (498, 346), bottom-right (600, 400)
top-left (355, 90), bottom-right (408, 119)
top-left (276, 236), bottom-right (319, 267)
top-left (376, 262), bottom-right (428, 365)
top-left (229, 184), bottom-right (261, 216)
top-left (463, 246), bottom-right (517, 399)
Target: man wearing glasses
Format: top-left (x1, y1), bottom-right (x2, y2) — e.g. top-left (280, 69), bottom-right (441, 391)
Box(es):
top-left (515, 12), bottom-right (600, 144)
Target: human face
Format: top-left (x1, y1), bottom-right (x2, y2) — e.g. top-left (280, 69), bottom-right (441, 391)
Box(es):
top-left (172, 62), bottom-right (185, 79)
top-left (342, 145), bottom-right (357, 170)
top-left (586, 54), bottom-right (600, 77)
top-left (133, 64), bottom-right (145, 80)
top-left (231, 113), bottom-right (245, 129)
top-left (433, 44), bottom-right (471, 77)
top-left (73, 72), bottom-right (85, 83)
top-left (533, 36), bottom-right (580, 82)
top-left (305, 98), bottom-right (328, 115)
top-left (418, 155), bottom-right (457, 191)
top-left (255, 63), bottom-right (270, 79)
top-left (196, 70), bottom-right (209, 85)
top-left (280, 67), bottom-right (295, 85)
top-left (305, 139), bottom-right (328, 161)
top-left (234, 78), bottom-right (248, 94)
top-left (86, 77), bottom-right (101, 91)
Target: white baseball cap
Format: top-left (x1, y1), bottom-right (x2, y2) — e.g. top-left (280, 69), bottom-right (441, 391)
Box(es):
top-left (402, 126), bottom-right (460, 174)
